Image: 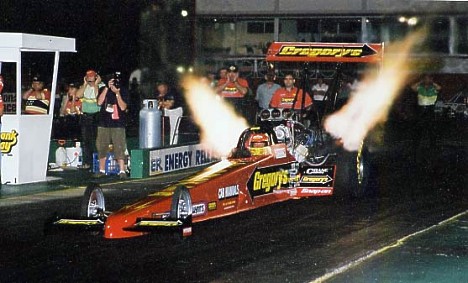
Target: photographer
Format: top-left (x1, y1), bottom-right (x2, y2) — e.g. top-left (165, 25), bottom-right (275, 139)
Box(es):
top-left (94, 72), bottom-right (129, 179)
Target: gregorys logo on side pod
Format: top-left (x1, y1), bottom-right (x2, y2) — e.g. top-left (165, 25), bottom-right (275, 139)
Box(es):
top-left (277, 44), bottom-right (377, 58)
top-left (1, 130), bottom-right (19, 154)
top-left (247, 165), bottom-right (290, 197)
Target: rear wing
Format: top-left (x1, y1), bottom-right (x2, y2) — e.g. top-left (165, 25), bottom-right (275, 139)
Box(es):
top-left (266, 42), bottom-right (384, 64)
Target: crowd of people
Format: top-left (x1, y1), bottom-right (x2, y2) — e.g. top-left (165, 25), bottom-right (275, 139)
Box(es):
top-left (4, 64), bottom-right (443, 180)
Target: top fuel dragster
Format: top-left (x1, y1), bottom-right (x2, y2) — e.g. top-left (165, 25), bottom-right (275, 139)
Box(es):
top-left (48, 42), bottom-right (383, 239)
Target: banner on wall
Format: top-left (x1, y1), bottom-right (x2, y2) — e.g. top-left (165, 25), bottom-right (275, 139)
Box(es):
top-left (148, 144), bottom-right (218, 176)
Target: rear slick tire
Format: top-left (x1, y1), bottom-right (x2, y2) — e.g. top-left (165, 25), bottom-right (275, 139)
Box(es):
top-left (335, 142), bottom-right (376, 199)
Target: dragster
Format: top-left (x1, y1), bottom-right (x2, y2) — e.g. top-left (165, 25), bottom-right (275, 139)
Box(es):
top-left (48, 42), bottom-right (383, 239)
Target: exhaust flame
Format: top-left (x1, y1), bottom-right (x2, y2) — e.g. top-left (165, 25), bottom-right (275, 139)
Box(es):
top-left (183, 77), bottom-right (249, 157)
top-left (324, 30), bottom-right (426, 151)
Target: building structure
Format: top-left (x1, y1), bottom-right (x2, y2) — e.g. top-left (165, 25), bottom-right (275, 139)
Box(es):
top-left (194, 0), bottom-right (468, 80)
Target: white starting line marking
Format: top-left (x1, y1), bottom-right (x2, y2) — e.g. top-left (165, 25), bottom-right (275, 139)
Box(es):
top-left (310, 210), bottom-right (468, 283)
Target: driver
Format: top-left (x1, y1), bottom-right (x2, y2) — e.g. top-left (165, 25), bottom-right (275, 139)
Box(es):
top-left (248, 133), bottom-right (270, 156)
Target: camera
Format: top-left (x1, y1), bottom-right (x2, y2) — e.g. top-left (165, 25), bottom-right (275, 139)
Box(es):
top-left (113, 71), bottom-right (122, 88)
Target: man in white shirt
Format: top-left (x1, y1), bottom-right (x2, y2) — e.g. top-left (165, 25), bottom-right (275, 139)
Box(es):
top-left (311, 76), bottom-right (329, 123)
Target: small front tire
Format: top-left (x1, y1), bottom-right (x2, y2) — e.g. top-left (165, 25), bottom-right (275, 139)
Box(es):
top-left (170, 185), bottom-right (192, 220)
top-left (80, 183), bottom-right (106, 218)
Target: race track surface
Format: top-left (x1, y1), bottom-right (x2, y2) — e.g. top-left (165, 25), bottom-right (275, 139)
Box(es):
top-left (0, 119), bottom-right (466, 282)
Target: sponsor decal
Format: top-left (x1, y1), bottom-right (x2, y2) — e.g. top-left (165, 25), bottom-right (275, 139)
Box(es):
top-left (253, 170), bottom-right (288, 192)
top-left (281, 97), bottom-right (295, 103)
top-left (1, 130), bottom-right (19, 154)
top-left (183, 227), bottom-right (193, 237)
top-left (218, 185), bottom-right (239, 200)
top-left (247, 164), bottom-right (292, 197)
top-left (222, 199), bottom-right (237, 210)
top-left (277, 44), bottom-right (377, 58)
top-left (208, 201), bottom-right (217, 211)
top-left (300, 188), bottom-right (332, 195)
top-left (192, 203), bottom-right (206, 217)
top-left (274, 148), bottom-right (287, 159)
top-left (301, 175), bottom-right (333, 184)
top-left (305, 168), bottom-right (332, 174)
top-left (299, 166), bottom-right (335, 188)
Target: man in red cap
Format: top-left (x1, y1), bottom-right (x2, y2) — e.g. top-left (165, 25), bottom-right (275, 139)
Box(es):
top-left (216, 64), bottom-right (249, 98)
top-left (215, 64), bottom-right (250, 118)
top-left (76, 69), bottom-right (106, 169)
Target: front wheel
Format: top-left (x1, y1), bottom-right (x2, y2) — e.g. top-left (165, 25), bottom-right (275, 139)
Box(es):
top-left (80, 183), bottom-right (106, 218)
top-left (170, 186), bottom-right (192, 220)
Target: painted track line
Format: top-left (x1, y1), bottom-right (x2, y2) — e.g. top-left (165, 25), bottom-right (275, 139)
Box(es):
top-left (309, 210), bottom-right (468, 283)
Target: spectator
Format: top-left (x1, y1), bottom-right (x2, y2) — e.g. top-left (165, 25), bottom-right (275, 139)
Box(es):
top-left (411, 74), bottom-right (442, 150)
top-left (61, 83), bottom-right (82, 116)
top-left (270, 73), bottom-right (313, 110)
top-left (216, 64), bottom-right (250, 116)
top-left (22, 75), bottom-right (51, 115)
top-left (54, 82), bottom-right (67, 118)
top-left (311, 76), bottom-right (329, 122)
top-left (76, 70), bottom-right (106, 169)
top-left (94, 72), bottom-right (129, 179)
top-left (159, 94), bottom-right (175, 110)
top-left (255, 72), bottom-right (281, 110)
top-left (58, 82), bottom-right (82, 140)
top-left (218, 67), bottom-right (228, 83)
top-left (154, 81), bottom-right (179, 109)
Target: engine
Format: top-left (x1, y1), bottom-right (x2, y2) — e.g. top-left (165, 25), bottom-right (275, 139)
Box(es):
top-left (257, 108), bottom-right (332, 165)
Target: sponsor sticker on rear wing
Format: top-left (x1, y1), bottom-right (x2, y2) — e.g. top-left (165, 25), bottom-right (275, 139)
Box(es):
top-left (266, 42), bottom-right (384, 63)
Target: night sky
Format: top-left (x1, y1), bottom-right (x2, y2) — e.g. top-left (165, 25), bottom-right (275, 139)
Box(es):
top-left (1, 0), bottom-right (143, 83)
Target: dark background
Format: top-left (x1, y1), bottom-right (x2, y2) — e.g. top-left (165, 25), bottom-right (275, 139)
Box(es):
top-left (1, 0), bottom-right (160, 84)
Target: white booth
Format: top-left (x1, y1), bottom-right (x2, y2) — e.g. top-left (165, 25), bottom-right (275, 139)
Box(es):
top-left (0, 33), bottom-right (76, 184)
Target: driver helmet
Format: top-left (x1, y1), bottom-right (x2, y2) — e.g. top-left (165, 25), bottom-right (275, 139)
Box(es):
top-left (249, 133), bottom-right (270, 156)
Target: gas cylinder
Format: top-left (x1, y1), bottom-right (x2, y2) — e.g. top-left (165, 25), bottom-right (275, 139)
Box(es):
top-left (75, 142), bottom-right (83, 167)
top-left (139, 99), bottom-right (162, 149)
top-left (55, 145), bottom-right (67, 167)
